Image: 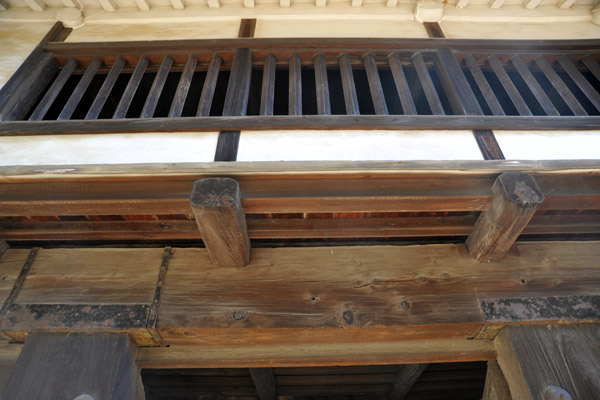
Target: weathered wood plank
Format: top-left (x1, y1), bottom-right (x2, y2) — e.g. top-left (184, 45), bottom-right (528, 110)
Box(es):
top-left (260, 54), bottom-right (276, 116)
top-left (2, 333), bottom-right (145, 400)
top-left (214, 131), bottom-right (240, 162)
top-left (473, 130), bottom-right (505, 160)
top-left (495, 324), bottom-right (600, 400)
top-left (482, 361), bottom-right (512, 400)
top-left (314, 53), bottom-right (331, 115)
top-left (423, 22), bottom-right (445, 39)
top-left (434, 48), bottom-right (483, 115)
top-left (57, 56), bottom-right (102, 120)
top-left (487, 56), bottom-right (532, 116)
top-left (390, 364), bottom-right (428, 400)
top-left (412, 52), bottom-right (444, 115)
top-left (238, 18), bottom-right (256, 38)
top-left (190, 178), bottom-right (250, 267)
top-left (534, 56), bottom-right (587, 116)
top-left (364, 53), bottom-right (388, 115)
top-left (85, 56), bottom-right (126, 120)
top-left (113, 56), bottom-right (149, 119)
top-left (581, 55), bottom-right (600, 83)
top-left (338, 53), bottom-right (360, 115)
top-left (141, 55), bottom-right (173, 118)
top-left (169, 54), bottom-right (197, 118)
top-left (466, 172), bottom-right (544, 262)
top-left (29, 57), bottom-right (78, 121)
top-left (510, 56), bottom-right (559, 116)
top-left (557, 55), bottom-right (600, 112)
top-left (289, 53), bottom-right (302, 116)
top-left (463, 54), bottom-right (504, 116)
top-left (249, 368), bottom-right (277, 400)
top-left (196, 54), bottom-right (222, 117)
top-left (388, 53), bottom-right (416, 115)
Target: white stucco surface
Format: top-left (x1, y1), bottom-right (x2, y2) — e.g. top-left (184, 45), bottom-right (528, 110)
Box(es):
top-left (494, 131), bottom-right (600, 160)
top-left (65, 19), bottom-right (242, 42)
top-left (441, 20), bottom-right (600, 39)
top-left (237, 130), bottom-right (483, 161)
top-left (0, 21), bottom-right (56, 89)
top-left (254, 17), bottom-right (428, 38)
top-left (0, 132), bottom-right (219, 165)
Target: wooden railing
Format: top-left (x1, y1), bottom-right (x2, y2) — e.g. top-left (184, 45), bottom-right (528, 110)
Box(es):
top-left (0, 38), bottom-right (599, 129)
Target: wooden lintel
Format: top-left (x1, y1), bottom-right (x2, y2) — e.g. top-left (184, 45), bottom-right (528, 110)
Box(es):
top-left (3, 333), bottom-right (145, 399)
top-left (466, 172), bottom-right (544, 262)
top-left (495, 324), bottom-right (600, 400)
top-left (190, 178), bottom-right (250, 267)
top-left (390, 364), bottom-right (428, 399)
top-left (249, 368), bottom-right (277, 400)
top-left (483, 360), bottom-right (512, 400)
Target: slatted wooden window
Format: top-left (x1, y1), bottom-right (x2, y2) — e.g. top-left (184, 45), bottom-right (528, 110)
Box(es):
top-left (2, 39), bottom-right (599, 126)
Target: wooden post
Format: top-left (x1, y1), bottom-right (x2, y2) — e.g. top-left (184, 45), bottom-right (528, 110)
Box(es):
top-left (249, 368), bottom-right (277, 400)
top-left (190, 178), bottom-right (250, 267)
top-left (495, 324), bottom-right (600, 400)
top-left (390, 364), bottom-right (427, 399)
top-left (2, 332), bottom-right (145, 399)
top-left (483, 361), bottom-right (512, 400)
top-left (466, 172), bottom-right (544, 262)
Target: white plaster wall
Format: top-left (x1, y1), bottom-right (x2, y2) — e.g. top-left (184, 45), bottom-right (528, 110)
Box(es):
top-left (0, 132), bottom-right (219, 165)
top-left (0, 21), bottom-right (56, 89)
top-left (441, 20), bottom-right (600, 39)
top-left (66, 19), bottom-right (241, 41)
top-left (255, 17), bottom-right (428, 38)
top-left (237, 130), bottom-right (483, 161)
top-left (494, 131), bottom-right (600, 160)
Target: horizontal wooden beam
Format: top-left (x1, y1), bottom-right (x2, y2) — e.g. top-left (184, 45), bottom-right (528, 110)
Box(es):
top-left (1, 115), bottom-right (599, 137)
top-left (1, 214), bottom-right (599, 242)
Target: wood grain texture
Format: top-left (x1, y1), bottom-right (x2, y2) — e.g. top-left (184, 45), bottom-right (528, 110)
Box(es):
top-left (169, 54), bottom-right (197, 118)
top-left (57, 56), bottom-right (102, 121)
top-left (2, 332), bottom-right (145, 400)
top-left (390, 364), bottom-right (427, 400)
top-left (474, 130), bottom-right (505, 160)
top-left (487, 56), bottom-right (532, 116)
top-left (412, 52), bottom-right (444, 115)
top-left (85, 56), bottom-right (126, 120)
top-left (197, 54), bottom-right (222, 117)
top-left (113, 56), bottom-right (149, 119)
top-left (364, 53), bottom-right (388, 115)
top-left (314, 53), bottom-right (331, 116)
top-left (463, 54), bottom-right (504, 116)
top-left (510, 56), bottom-right (559, 116)
top-left (388, 53), bottom-right (416, 115)
top-left (141, 55), bottom-right (173, 118)
top-left (483, 361), bottom-right (512, 400)
top-left (289, 53), bottom-right (302, 116)
top-left (0, 250), bottom-right (30, 314)
top-left (249, 368), bottom-right (277, 400)
top-left (434, 48), bottom-right (483, 115)
top-left (260, 54), bottom-right (276, 116)
top-left (338, 53), bottom-right (360, 115)
top-left (557, 55), bottom-right (600, 112)
top-left (190, 178), bottom-right (250, 267)
top-left (466, 172), bottom-right (544, 262)
top-left (29, 57), bottom-right (78, 121)
top-left (534, 56), bottom-right (587, 116)
top-left (495, 324), bottom-right (600, 400)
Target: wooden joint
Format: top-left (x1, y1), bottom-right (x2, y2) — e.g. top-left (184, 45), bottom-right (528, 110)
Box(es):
top-left (190, 178), bottom-right (250, 267)
top-left (466, 172), bottom-right (544, 262)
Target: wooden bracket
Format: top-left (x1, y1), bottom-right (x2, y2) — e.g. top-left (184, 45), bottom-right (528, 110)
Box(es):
top-left (466, 172), bottom-right (544, 262)
top-left (190, 178), bottom-right (250, 267)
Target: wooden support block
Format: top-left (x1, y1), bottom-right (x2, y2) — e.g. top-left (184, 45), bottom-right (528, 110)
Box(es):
top-left (171, 0), bottom-right (184, 9)
top-left (2, 333), bottom-right (145, 399)
top-left (466, 172), bottom-right (543, 262)
top-left (249, 368), bottom-right (277, 400)
top-left (190, 178), bottom-right (250, 267)
top-left (524, 0), bottom-right (540, 9)
top-left (23, 0), bottom-right (45, 12)
top-left (495, 324), bottom-right (600, 400)
top-left (390, 364), bottom-right (427, 399)
top-left (135, 0), bottom-right (150, 10)
top-left (98, 0), bottom-right (116, 11)
top-left (207, 0), bottom-right (220, 8)
top-left (483, 361), bottom-right (512, 400)
top-left (489, 0), bottom-right (505, 7)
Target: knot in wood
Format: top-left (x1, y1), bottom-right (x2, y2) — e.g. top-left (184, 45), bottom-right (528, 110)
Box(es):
top-left (342, 310), bottom-right (354, 325)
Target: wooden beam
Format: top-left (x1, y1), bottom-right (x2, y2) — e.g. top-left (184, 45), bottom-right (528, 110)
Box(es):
top-left (314, 53), bottom-right (331, 115)
top-left (473, 129), bottom-right (505, 160)
top-left (338, 53), bottom-right (360, 115)
top-left (534, 56), bottom-right (587, 116)
top-left (390, 364), bottom-right (428, 400)
top-left (85, 56), bottom-right (126, 120)
top-left (238, 19), bottom-right (256, 38)
top-left (57, 56), bottom-right (102, 121)
top-left (113, 56), bottom-right (149, 119)
top-left (412, 52), bottom-right (444, 115)
top-left (511, 56), bottom-right (559, 116)
top-left (260, 54), bottom-right (276, 116)
top-left (488, 56), bottom-right (532, 116)
top-left (190, 178), bottom-right (250, 267)
top-left (29, 57), bottom-right (78, 121)
top-left (0, 242), bottom-right (8, 259)
top-left (434, 48), bottom-right (483, 115)
top-left (364, 53), bottom-right (388, 115)
top-left (466, 172), bottom-right (544, 262)
top-left (249, 368), bottom-right (277, 400)
top-left (289, 53), bottom-right (302, 116)
top-left (483, 361), bottom-right (512, 400)
top-left (169, 55), bottom-right (197, 118)
top-left (495, 324), bottom-right (600, 400)
top-left (2, 333), bottom-right (144, 399)
top-left (197, 54), bottom-right (222, 117)
top-left (142, 55), bottom-right (173, 119)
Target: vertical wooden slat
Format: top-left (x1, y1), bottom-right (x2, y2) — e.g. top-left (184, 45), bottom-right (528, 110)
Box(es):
top-left (474, 129), bottom-right (505, 160)
top-left (511, 55), bottom-right (559, 116)
top-left (364, 53), bottom-right (388, 115)
top-left (434, 48), bottom-right (483, 115)
top-left (169, 54), bottom-right (197, 118)
top-left (29, 57), bottom-right (78, 121)
top-left (141, 55), bottom-right (173, 118)
top-left (338, 53), bottom-right (360, 115)
top-left (412, 52), bottom-right (444, 115)
top-left (534, 56), bottom-right (587, 116)
top-left (197, 54), bottom-right (222, 117)
top-left (557, 56), bottom-right (600, 112)
top-left (289, 53), bottom-right (302, 116)
top-left (260, 54), bottom-right (276, 116)
top-left (85, 56), bottom-right (126, 120)
top-left (57, 56), bottom-right (102, 121)
top-left (487, 55), bottom-right (532, 116)
top-left (249, 368), bottom-right (277, 400)
top-left (314, 53), bottom-right (331, 115)
top-left (388, 53), bottom-right (416, 115)
top-left (463, 54), bottom-right (505, 116)
top-left (581, 55), bottom-right (600, 82)
top-left (390, 364), bottom-right (428, 400)
top-left (113, 56), bottom-right (149, 119)
top-left (223, 49), bottom-right (252, 117)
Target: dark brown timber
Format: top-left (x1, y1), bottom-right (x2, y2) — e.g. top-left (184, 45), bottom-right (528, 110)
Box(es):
top-left (29, 57), bottom-right (78, 121)
top-left (423, 22), bottom-right (445, 39)
top-left (487, 56), bottom-right (532, 116)
top-left (482, 361), bottom-right (512, 400)
top-left (434, 48), bottom-right (483, 115)
top-left (169, 54), bottom-right (197, 118)
top-left (463, 54), bottom-right (505, 116)
top-left (581, 55), bottom-right (600, 82)
top-left (338, 53), bottom-right (360, 115)
top-left (314, 53), bottom-right (331, 115)
top-left (466, 172), bottom-right (544, 262)
top-left (141, 55), bottom-right (173, 118)
top-left (473, 130), bottom-right (505, 160)
top-left (534, 56), bottom-right (587, 116)
top-left (190, 178), bottom-right (250, 267)
top-left (388, 53), bottom-right (416, 115)
top-left (85, 56), bottom-right (126, 120)
top-left (197, 54), bottom-right (222, 117)
top-left (238, 18), bottom-right (257, 38)
top-left (390, 364), bottom-right (428, 400)
top-left (364, 53), bottom-right (389, 115)
top-left (511, 56), bottom-right (559, 116)
top-left (412, 52), bottom-right (444, 115)
top-left (289, 53), bottom-right (302, 116)
top-left (557, 55), bottom-right (600, 112)
top-left (260, 54), bottom-right (276, 116)
top-left (249, 368), bottom-right (277, 400)
top-left (222, 49), bottom-right (252, 115)
top-left (113, 56), bottom-right (149, 119)
top-left (57, 56), bottom-right (102, 120)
